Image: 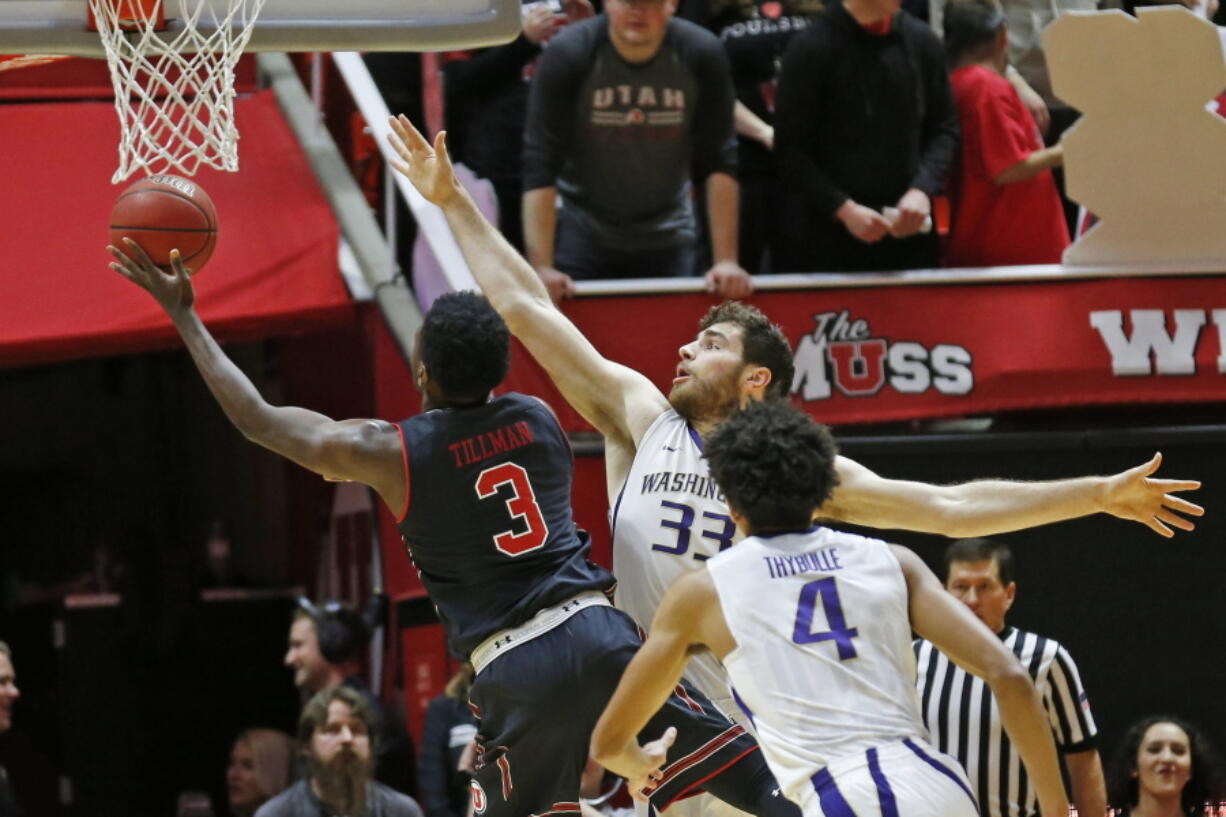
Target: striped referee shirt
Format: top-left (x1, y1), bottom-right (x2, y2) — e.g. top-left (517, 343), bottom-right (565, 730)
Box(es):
top-left (914, 627), bottom-right (1098, 817)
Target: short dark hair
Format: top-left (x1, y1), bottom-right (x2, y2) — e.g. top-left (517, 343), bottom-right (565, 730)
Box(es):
top-left (1108, 715), bottom-right (1225, 815)
top-left (699, 302), bottom-right (794, 402)
top-left (0, 641), bottom-right (9, 659)
top-left (298, 686), bottom-right (377, 750)
top-left (705, 402), bottom-right (839, 531)
top-left (944, 538), bottom-right (1014, 585)
top-left (943, 0), bottom-right (1005, 64)
top-left (420, 291), bottom-right (511, 402)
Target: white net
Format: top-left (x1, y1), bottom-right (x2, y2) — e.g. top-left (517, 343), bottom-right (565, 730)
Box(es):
top-left (90, 0), bottom-right (267, 182)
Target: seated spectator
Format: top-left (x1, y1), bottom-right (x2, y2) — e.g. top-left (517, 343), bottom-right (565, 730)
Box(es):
top-left (0, 642), bottom-right (19, 817)
top-left (1108, 715), bottom-right (1225, 817)
top-left (942, 0), bottom-right (1069, 266)
top-left (418, 663), bottom-right (477, 817)
top-left (285, 596), bottom-right (417, 796)
top-left (775, 0), bottom-right (959, 272)
top-left (522, 0), bottom-right (752, 300)
top-left (256, 687), bottom-right (423, 817)
top-left (226, 729), bottom-right (296, 817)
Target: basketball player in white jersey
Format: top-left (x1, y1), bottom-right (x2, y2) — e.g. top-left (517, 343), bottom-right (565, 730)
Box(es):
top-left (591, 402), bottom-right (1070, 817)
top-left (388, 115), bottom-right (1200, 814)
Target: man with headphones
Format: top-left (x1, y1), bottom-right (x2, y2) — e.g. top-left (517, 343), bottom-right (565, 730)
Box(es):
top-left (286, 595), bottom-right (417, 797)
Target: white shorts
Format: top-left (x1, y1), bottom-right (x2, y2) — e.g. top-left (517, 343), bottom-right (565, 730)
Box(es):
top-left (795, 739), bottom-right (979, 817)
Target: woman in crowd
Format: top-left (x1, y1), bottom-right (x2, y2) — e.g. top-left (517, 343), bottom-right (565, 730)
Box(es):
top-left (225, 728), bottom-right (296, 817)
top-left (1108, 716), bottom-right (1225, 817)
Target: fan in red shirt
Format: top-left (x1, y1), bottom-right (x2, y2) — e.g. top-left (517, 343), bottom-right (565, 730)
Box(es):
top-left (943, 0), bottom-right (1070, 267)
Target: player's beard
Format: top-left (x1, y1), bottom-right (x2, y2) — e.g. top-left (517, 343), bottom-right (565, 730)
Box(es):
top-left (310, 748), bottom-right (374, 816)
top-left (668, 367), bottom-right (742, 425)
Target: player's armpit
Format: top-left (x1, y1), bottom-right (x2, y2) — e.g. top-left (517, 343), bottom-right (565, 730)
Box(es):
top-left (256, 413), bottom-right (406, 512)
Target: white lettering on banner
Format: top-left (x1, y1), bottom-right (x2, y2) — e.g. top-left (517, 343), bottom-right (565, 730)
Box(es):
top-left (1089, 309), bottom-right (1209, 376)
top-left (1215, 310), bottom-right (1226, 374)
top-left (790, 310), bottom-right (974, 402)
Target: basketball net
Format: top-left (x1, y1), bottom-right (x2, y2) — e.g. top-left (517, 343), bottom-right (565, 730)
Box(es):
top-left (89, 0), bottom-right (266, 182)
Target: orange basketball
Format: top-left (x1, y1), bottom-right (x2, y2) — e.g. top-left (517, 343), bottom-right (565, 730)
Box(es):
top-left (109, 174), bottom-right (218, 271)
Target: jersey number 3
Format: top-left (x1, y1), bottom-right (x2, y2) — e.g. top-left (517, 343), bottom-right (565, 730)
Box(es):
top-left (792, 577), bottom-right (859, 660)
top-left (475, 462), bottom-right (548, 557)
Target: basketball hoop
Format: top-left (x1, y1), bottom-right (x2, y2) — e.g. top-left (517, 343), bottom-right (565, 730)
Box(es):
top-left (89, 0), bottom-right (266, 182)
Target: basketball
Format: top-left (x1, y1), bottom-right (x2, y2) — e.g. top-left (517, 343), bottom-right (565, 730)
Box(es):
top-left (109, 174), bottom-right (218, 272)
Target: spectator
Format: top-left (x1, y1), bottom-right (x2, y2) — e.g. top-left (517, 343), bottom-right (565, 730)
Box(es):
top-left (930, 0), bottom-right (1117, 233)
top-left (285, 597), bottom-right (417, 796)
top-left (942, 0), bottom-right (1068, 266)
top-left (1108, 716), bottom-right (1225, 817)
top-left (0, 642), bottom-right (18, 817)
top-left (522, 0), bottom-right (753, 300)
top-left (417, 664), bottom-right (477, 817)
top-left (443, 0), bottom-right (594, 253)
top-left (226, 729), bottom-right (296, 817)
top-left (701, 0), bottom-right (823, 274)
top-left (256, 688), bottom-right (423, 817)
top-left (775, 0), bottom-right (959, 271)
top-left (914, 539), bottom-right (1107, 817)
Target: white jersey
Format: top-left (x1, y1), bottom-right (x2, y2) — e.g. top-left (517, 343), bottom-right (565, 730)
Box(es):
top-left (706, 527), bottom-right (928, 808)
top-left (612, 409), bottom-right (740, 704)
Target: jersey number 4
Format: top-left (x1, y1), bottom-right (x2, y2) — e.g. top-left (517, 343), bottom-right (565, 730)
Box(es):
top-left (475, 462), bottom-right (548, 557)
top-left (792, 577), bottom-right (860, 660)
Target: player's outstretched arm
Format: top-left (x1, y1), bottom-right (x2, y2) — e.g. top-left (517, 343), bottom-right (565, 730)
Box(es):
top-left (894, 546), bottom-right (1069, 817)
top-left (386, 115), bottom-right (668, 448)
top-left (109, 242), bottom-right (406, 510)
top-left (821, 454), bottom-right (1202, 539)
top-left (591, 570), bottom-right (732, 800)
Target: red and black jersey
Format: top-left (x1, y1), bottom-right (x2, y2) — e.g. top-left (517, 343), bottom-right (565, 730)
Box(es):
top-left (396, 393), bottom-right (614, 658)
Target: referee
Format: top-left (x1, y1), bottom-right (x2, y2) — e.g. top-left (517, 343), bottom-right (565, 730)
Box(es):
top-left (914, 539), bottom-right (1106, 817)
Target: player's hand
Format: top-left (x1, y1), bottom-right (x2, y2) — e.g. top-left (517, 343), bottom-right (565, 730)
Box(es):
top-left (1100, 452), bottom-right (1203, 537)
top-left (522, 4), bottom-right (558, 45)
top-left (537, 266), bottom-right (576, 302)
top-left (626, 727), bottom-right (676, 803)
top-left (836, 200), bottom-right (891, 243)
top-left (704, 260), bottom-right (754, 299)
top-left (888, 188), bottom-right (931, 238)
top-left (108, 240), bottom-right (195, 316)
top-left (387, 114), bottom-right (461, 207)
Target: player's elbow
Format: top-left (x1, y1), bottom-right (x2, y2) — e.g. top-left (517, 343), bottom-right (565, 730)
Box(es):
top-left (923, 492), bottom-right (980, 538)
top-left (984, 654), bottom-right (1032, 698)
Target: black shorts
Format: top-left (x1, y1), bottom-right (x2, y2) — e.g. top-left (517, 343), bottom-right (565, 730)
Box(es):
top-left (467, 605), bottom-right (762, 817)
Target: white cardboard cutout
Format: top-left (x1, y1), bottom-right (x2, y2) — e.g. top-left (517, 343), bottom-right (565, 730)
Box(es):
top-left (1045, 7), bottom-right (1226, 265)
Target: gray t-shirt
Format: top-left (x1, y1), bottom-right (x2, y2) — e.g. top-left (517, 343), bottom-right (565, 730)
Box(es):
top-left (523, 15), bottom-right (737, 251)
top-left (255, 780), bottom-right (423, 817)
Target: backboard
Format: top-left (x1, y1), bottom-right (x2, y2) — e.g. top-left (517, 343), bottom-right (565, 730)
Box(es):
top-left (0, 0), bottom-right (522, 56)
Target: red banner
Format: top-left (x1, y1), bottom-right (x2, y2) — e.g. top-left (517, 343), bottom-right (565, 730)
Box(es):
top-left (502, 274), bottom-right (1226, 427)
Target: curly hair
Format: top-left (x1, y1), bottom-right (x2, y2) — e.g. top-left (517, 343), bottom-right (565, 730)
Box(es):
top-left (705, 401), bottom-right (839, 532)
top-left (1108, 715), bottom-right (1225, 815)
top-left (698, 302), bottom-right (794, 402)
top-left (420, 291), bottom-right (511, 402)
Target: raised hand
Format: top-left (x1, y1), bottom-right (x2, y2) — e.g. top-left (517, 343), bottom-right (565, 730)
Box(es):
top-left (1100, 452), bottom-right (1203, 537)
top-left (387, 114), bottom-right (461, 207)
top-left (108, 239), bottom-right (195, 317)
